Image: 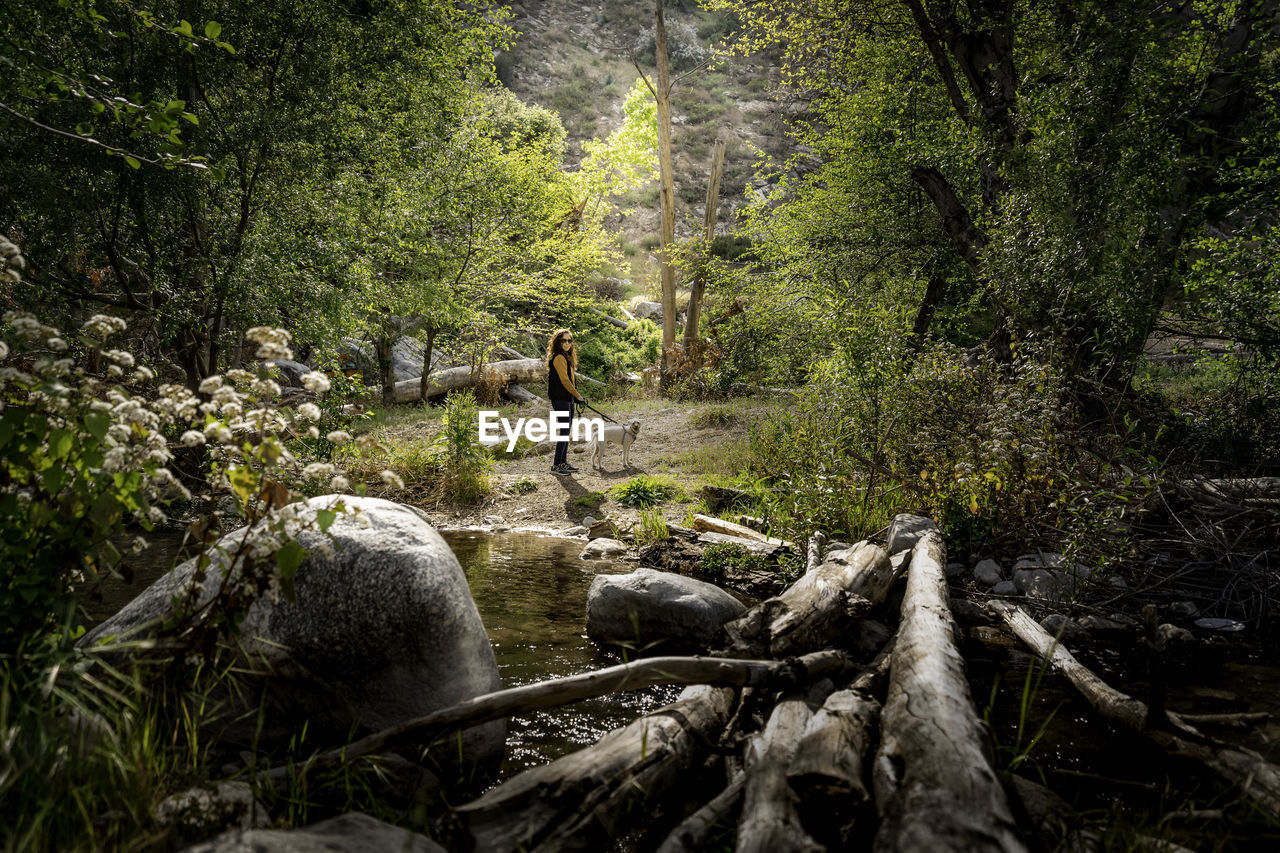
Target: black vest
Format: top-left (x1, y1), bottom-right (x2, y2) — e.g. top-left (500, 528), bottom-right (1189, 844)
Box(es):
top-left (548, 354), bottom-right (572, 401)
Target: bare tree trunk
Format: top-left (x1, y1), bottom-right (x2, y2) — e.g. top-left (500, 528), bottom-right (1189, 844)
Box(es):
top-left (418, 324), bottom-right (437, 406)
top-left (654, 0), bottom-right (678, 385)
top-left (393, 358), bottom-right (546, 403)
top-left (873, 531), bottom-right (1025, 852)
top-left (374, 333), bottom-right (394, 407)
top-left (685, 137), bottom-right (725, 349)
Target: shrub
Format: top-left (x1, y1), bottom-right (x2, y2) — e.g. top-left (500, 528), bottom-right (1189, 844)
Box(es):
top-left (612, 474), bottom-right (685, 508)
top-left (689, 404), bottom-right (738, 429)
top-left (698, 542), bottom-right (767, 582)
top-left (438, 390), bottom-right (492, 503)
top-left (509, 476), bottom-right (538, 495)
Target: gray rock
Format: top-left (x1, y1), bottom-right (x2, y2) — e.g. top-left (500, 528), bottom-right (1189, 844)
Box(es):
top-left (1079, 615), bottom-right (1129, 636)
top-left (266, 359), bottom-right (311, 388)
top-left (633, 301), bottom-right (664, 321)
top-left (990, 580), bottom-right (1018, 596)
top-left (156, 781), bottom-right (268, 838)
top-left (181, 812), bottom-right (444, 853)
top-left (1168, 601), bottom-right (1199, 621)
top-left (973, 559), bottom-right (1004, 588)
top-left (1014, 551), bottom-right (1092, 578)
top-left (951, 599), bottom-right (993, 625)
top-left (885, 513), bottom-right (936, 555)
top-left (1013, 568), bottom-right (1073, 603)
top-left (1041, 614), bottom-right (1089, 645)
top-left (581, 537), bottom-right (628, 559)
top-left (1158, 623), bottom-right (1196, 647)
top-left (82, 496), bottom-right (504, 770)
top-left (945, 561), bottom-right (967, 579)
top-left (586, 569), bottom-right (746, 650)
top-left (587, 518), bottom-right (616, 540)
top-left (1194, 617), bottom-right (1246, 633)
top-left (1107, 576), bottom-right (1128, 588)
top-left (562, 526), bottom-right (588, 536)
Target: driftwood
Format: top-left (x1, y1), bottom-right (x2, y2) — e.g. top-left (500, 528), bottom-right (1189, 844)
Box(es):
top-left (693, 513), bottom-right (793, 549)
top-left (737, 683), bottom-right (832, 853)
top-left (457, 685), bottom-right (734, 852)
top-left (873, 531), bottom-right (1025, 853)
top-left (1175, 476), bottom-right (1280, 510)
top-left (723, 541), bottom-right (896, 657)
top-left (266, 652), bottom-right (849, 785)
top-left (989, 600), bottom-right (1280, 817)
top-left (696, 530), bottom-right (786, 558)
top-left (655, 773), bottom-right (745, 853)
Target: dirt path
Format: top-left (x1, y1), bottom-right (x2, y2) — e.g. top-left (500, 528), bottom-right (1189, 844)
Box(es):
top-left (413, 398), bottom-right (771, 532)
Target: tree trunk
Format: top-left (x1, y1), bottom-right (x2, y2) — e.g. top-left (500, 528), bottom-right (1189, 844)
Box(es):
top-left (722, 541), bottom-right (895, 658)
top-left (374, 333), bottom-right (394, 407)
top-left (692, 513), bottom-right (792, 549)
top-left (655, 773), bottom-right (745, 853)
top-left (654, 0), bottom-right (678, 385)
top-left (418, 324), bottom-right (436, 405)
top-left (873, 531), bottom-right (1024, 853)
top-left (685, 137), bottom-right (726, 349)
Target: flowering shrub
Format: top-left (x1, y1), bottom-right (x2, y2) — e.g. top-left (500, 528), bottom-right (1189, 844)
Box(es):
top-left (0, 235), bottom-right (401, 652)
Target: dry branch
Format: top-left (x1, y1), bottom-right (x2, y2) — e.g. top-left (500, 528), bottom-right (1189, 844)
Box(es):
top-left (723, 541), bottom-right (895, 658)
top-left (266, 651), bottom-right (849, 786)
top-left (874, 531), bottom-right (1025, 853)
top-left (989, 600), bottom-right (1280, 818)
top-left (655, 773), bottom-right (745, 853)
top-left (392, 357), bottom-right (546, 403)
top-left (693, 513), bottom-right (794, 549)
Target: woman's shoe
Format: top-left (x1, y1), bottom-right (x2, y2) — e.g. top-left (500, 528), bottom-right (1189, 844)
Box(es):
top-left (561, 462), bottom-right (580, 472)
top-left (552, 463), bottom-right (571, 476)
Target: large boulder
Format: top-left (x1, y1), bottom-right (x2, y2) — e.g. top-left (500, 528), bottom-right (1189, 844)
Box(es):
top-left (82, 496), bottom-right (504, 771)
top-left (633, 301), bottom-right (664, 321)
top-left (586, 568), bottom-right (746, 652)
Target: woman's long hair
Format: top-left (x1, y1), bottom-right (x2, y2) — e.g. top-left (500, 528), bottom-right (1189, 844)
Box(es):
top-left (545, 328), bottom-right (578, 371)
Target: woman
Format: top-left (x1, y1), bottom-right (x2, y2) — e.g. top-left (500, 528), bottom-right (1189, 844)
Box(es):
top-left (545, 328), bottom-right (586, 475)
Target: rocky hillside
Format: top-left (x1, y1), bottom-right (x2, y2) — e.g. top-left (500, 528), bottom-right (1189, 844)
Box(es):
top-left (498, 0), bottom-right (794, 295)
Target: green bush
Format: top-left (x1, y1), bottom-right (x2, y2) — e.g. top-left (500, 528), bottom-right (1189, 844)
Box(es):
top-left (634, 507), bottom-right (669, 545)
top-left (439, 390), bottom-right (492, 503)
top-left (698, 542), bottom-right (767, 582)
top-left (612, 474), bottom-right (685, 508)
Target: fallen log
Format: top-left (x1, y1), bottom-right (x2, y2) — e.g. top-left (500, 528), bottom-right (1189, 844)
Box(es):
top-left (655, 772), bottom-right (745, 853)
top-left (457, 685), bottom-right (734, 852)
top-left (737, 683), bottom-right (832, 853)
top-left (696, 531), bottom-right (785, 558)
top-left (501, 381), bottom-right (545, 406)
top-left (693, 513), bottom-right (793, 549)
top-left (873, 531), bottom-right (1025, 852)
top-left (989, 600), bottom-right (1280, 817)
top-left (788, 682), bottom-right (881, 823)
top-left (589, 305), bottom-right (629, 329)
top-left (392, 358), bottom-right (546, 404)
top-left (722, 541), bottom-right (896, 658)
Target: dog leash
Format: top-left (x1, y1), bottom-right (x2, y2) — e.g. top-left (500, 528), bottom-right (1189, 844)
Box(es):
top-left (579, 400), bottom-right (619, 424)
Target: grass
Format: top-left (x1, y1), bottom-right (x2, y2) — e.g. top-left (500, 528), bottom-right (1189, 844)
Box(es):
top-left (634, 508), bottom-right (669, 545)
top-left (573, 491), bottom-right (608, 510)
top-left (612, 474), bottom-right (687, 508)
top-left (688, 404), bottom-right (739, 429)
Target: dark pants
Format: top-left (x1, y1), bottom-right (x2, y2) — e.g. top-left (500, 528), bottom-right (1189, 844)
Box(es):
top-left (551, 398), bottom-right (575, 466)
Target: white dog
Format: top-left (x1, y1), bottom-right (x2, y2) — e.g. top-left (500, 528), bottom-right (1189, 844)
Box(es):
top-left (591, 418), bottom-right (642, 469)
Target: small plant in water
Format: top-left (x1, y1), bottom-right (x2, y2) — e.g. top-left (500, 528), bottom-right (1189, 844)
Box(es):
top-left (634, 508), bottom-right (669, 545)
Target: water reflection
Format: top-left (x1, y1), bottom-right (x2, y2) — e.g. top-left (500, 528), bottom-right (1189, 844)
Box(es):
top-left (441, 530), bottom-right (682, 776)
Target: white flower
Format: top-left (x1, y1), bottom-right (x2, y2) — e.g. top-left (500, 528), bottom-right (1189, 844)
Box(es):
top-left (301, 371), bottom-right (331, 393)
top-left (104, 349), bottom-right (135, 367)
top-left (199, 376), bottom-right (223, 394)
top-left (296, 402), bottom-right (321, 421)
top-left (251, 379), bottom-right (281, 399)
top-left (133, 366), bottom-right (155, 382)
top-left (180, 430), bottom-right (206, 447)
top-left (380, 470), bottom-right (405, 490)
top-left (82, 314), bottom-right (127, 339)
top-left (329, 475), bottom-right (350, 491)
top-left (203, 422), bottom-right (233, 443)
top-left (246, 326), bottom-right (291, 346)
top-left (225, 369), bottom-right (254, 384)
top-left (0, 341), bottom-right (8, 360)
top-left (255, 342), bottom-right (293, 361)
top-left (47, 337), bottom-right (67, 352)
top-left (307, 426), bottom-right (320, 439)
top-left (303, 462), bottom-right (335, 479)
top-left (147, 506), bottom-right (167, 524)
top-left (327, 430), bottom-right (351, 445)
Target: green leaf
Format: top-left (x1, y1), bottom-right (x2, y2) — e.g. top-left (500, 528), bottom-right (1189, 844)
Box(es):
top-left (48, 429), bottom-right (74, 460)
top-left (204, 21), bottom-right (222, 39)
top-left (276, 541), bottom-right (307, 604)
top-left (216, 41), bottom-right (236, 55)
top-left (123, 155), bottom-right (141, 170)
top-left (84, 410), bottom-right (110, 441)
top-left (316, 509), bottom-right (337, 532)
top-left (175, 20), bottom-right (193, 37)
